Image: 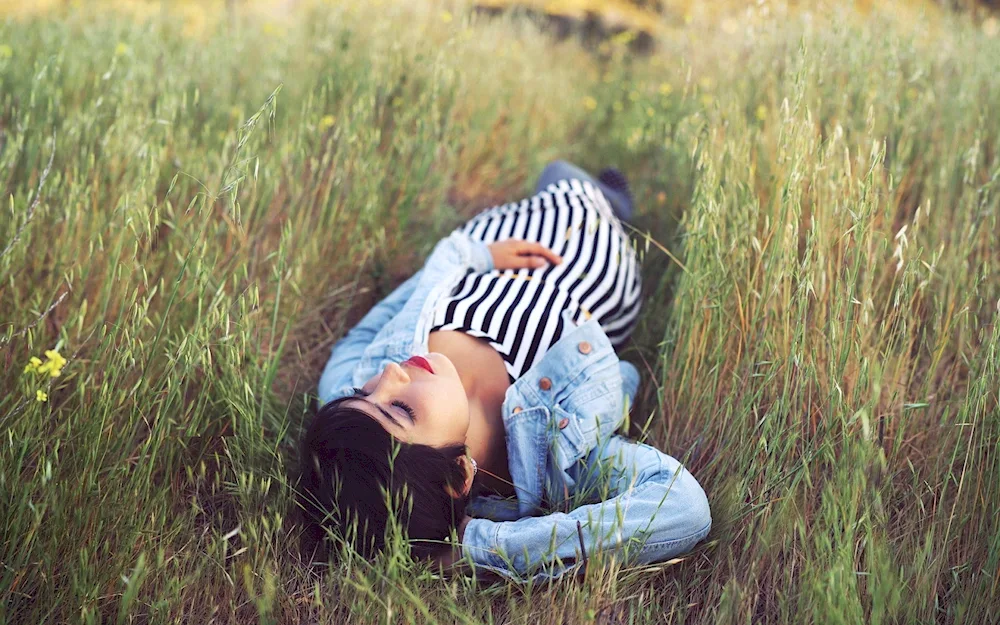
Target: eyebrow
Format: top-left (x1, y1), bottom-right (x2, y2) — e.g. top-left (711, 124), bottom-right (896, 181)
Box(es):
top-left (349, 390), bottom-right (409, 427)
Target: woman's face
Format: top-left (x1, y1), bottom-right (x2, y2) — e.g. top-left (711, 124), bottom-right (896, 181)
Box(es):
top-left (342, 352), bottom-right (470, 448)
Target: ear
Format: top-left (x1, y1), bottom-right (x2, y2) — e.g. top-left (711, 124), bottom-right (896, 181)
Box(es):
top-left (444, 455), bottom-right (475, 499)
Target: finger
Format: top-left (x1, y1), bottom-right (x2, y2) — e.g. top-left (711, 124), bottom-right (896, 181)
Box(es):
top-left (511, 255), bottom-right (543, 270)
top-left (525, 242), bottom-right (562, 265)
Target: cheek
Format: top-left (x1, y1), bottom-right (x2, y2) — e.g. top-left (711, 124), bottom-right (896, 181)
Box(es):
top-left (433, 384), bottom-right (465, 430)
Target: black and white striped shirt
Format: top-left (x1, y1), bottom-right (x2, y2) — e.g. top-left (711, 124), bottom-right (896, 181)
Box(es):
top-left (429, 178), bottom-right (643, 383)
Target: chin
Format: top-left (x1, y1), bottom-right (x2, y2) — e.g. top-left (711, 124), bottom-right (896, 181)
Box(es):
top-left (429, 352), bottom-right (455, 374)
top-left (429, 351), bottom-right (450, 364)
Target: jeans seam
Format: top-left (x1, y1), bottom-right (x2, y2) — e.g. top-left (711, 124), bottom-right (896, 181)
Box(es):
top-left (638, 520), bottom-right (712, 553)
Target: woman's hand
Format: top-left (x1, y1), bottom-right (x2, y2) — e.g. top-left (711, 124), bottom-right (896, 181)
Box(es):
top-left (488, 239), bottom-right (562, 271)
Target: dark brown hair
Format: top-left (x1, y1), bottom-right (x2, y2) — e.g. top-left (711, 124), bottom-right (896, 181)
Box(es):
top-left (296, 396), bottom-right (470, 562)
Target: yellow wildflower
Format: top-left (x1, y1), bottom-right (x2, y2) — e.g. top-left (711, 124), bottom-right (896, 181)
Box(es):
top-left (319, 115), bottom-right (336, 131)
top-left (115, 42), bottom-right (129, 56)
top-left (612, 101), bottom-right (624, 113)
top-left (582, 96), bottom-right (598, 111)
top-left (0, 44), bottom-right (13, 60)
top-left (659, 82), bottom-right (673, 96)
top-left (646, 107), bottom-right (655, 118)
top-left (441, 11), bottom-right (453, 24)
top-left (755, 104), bottom-right (767, 121)
top-left (36, 390), bottom-right (48, 403)
top-left (700, 94), bottom-right (714, 107)
top-left (37, 349), bottom-right (66, 378)
top-left (23, 356), bottom-right (42, 374)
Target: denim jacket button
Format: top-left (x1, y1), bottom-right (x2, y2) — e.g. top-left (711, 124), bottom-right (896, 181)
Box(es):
top-left (577, 341), bottom-right (592, 354)
top-left (513, 406), bottom-right (523, 414)
top-left (558, 418), bottom-right (570, 429)
top-left (539, 377), bottom-right (552, 391)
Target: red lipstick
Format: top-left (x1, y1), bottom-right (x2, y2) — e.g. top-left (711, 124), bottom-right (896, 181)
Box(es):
top-left (403, 355), bottom-right (434, 374)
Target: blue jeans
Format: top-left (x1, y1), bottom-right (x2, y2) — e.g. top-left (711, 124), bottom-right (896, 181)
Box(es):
top-left (534, 160), bottom-right (632, 223)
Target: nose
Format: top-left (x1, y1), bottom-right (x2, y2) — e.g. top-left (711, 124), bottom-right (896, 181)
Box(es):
top-left (371, 361), bottom-right (409, 397)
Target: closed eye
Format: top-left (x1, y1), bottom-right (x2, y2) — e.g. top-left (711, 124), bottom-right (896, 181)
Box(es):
top-left (351, 387), bottom-right (417, 423)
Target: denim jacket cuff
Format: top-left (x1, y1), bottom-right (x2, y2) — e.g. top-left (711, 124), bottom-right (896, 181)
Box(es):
top-left (462, 233), bottom-right (494, 273)
top-left (461, 517), bottom-right (504, 570)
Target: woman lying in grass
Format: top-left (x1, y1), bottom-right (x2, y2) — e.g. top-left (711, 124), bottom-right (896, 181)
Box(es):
top-left (297, 161), bottom-right (711, 582)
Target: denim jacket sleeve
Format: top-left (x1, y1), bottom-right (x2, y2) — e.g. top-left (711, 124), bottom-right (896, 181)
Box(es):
top-left (618, 361), bottom-right (639, 412)
top-left (316, 231), bottom-right (494, 404)
top-left (461, 435), bottom-right (712, 583)
top-left (316, 269), bottom-right (423, 405)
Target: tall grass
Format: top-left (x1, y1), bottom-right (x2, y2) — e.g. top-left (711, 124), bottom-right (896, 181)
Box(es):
top-left (1, 1), bottom-right (998, 623)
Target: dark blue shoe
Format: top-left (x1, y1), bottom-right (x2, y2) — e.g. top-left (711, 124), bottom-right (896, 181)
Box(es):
top-left (534, 160), bottom-right (634, 223)
top-left (598, 168), bottom-right (633, 222)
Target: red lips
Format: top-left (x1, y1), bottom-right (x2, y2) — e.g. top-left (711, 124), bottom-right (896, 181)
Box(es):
top-left (403, 355), bottom-right (434, 374)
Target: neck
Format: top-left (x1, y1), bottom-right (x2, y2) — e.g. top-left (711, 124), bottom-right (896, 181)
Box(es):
top-left (427, 328), bottom-right (515, 495)
top-left (464, 386), bottom-right (513, 495)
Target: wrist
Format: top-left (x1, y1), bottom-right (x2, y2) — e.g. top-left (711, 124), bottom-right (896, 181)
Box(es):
top-left (458, 515), bottom-right (472, 543)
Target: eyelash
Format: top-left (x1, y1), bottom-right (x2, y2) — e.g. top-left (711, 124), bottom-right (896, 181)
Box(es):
top-left (352, 387), bottom-right (417, 421)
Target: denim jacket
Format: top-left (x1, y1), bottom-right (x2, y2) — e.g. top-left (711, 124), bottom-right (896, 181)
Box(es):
top-left (317, 222), bottom-right (711, 583)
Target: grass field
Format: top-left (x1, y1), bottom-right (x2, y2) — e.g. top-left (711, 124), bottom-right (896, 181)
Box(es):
top-left (2, 1), bottom-right (999, 623)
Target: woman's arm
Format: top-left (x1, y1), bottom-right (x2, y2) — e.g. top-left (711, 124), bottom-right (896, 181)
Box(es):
top-left (316, 229), bottom-right (490, 405)
top-left (316, 269), bottom-right (424, 404)
top-left (460, 436), bottom-right (712, 583)
top-left (317, 231), bottom-right (563, 405)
